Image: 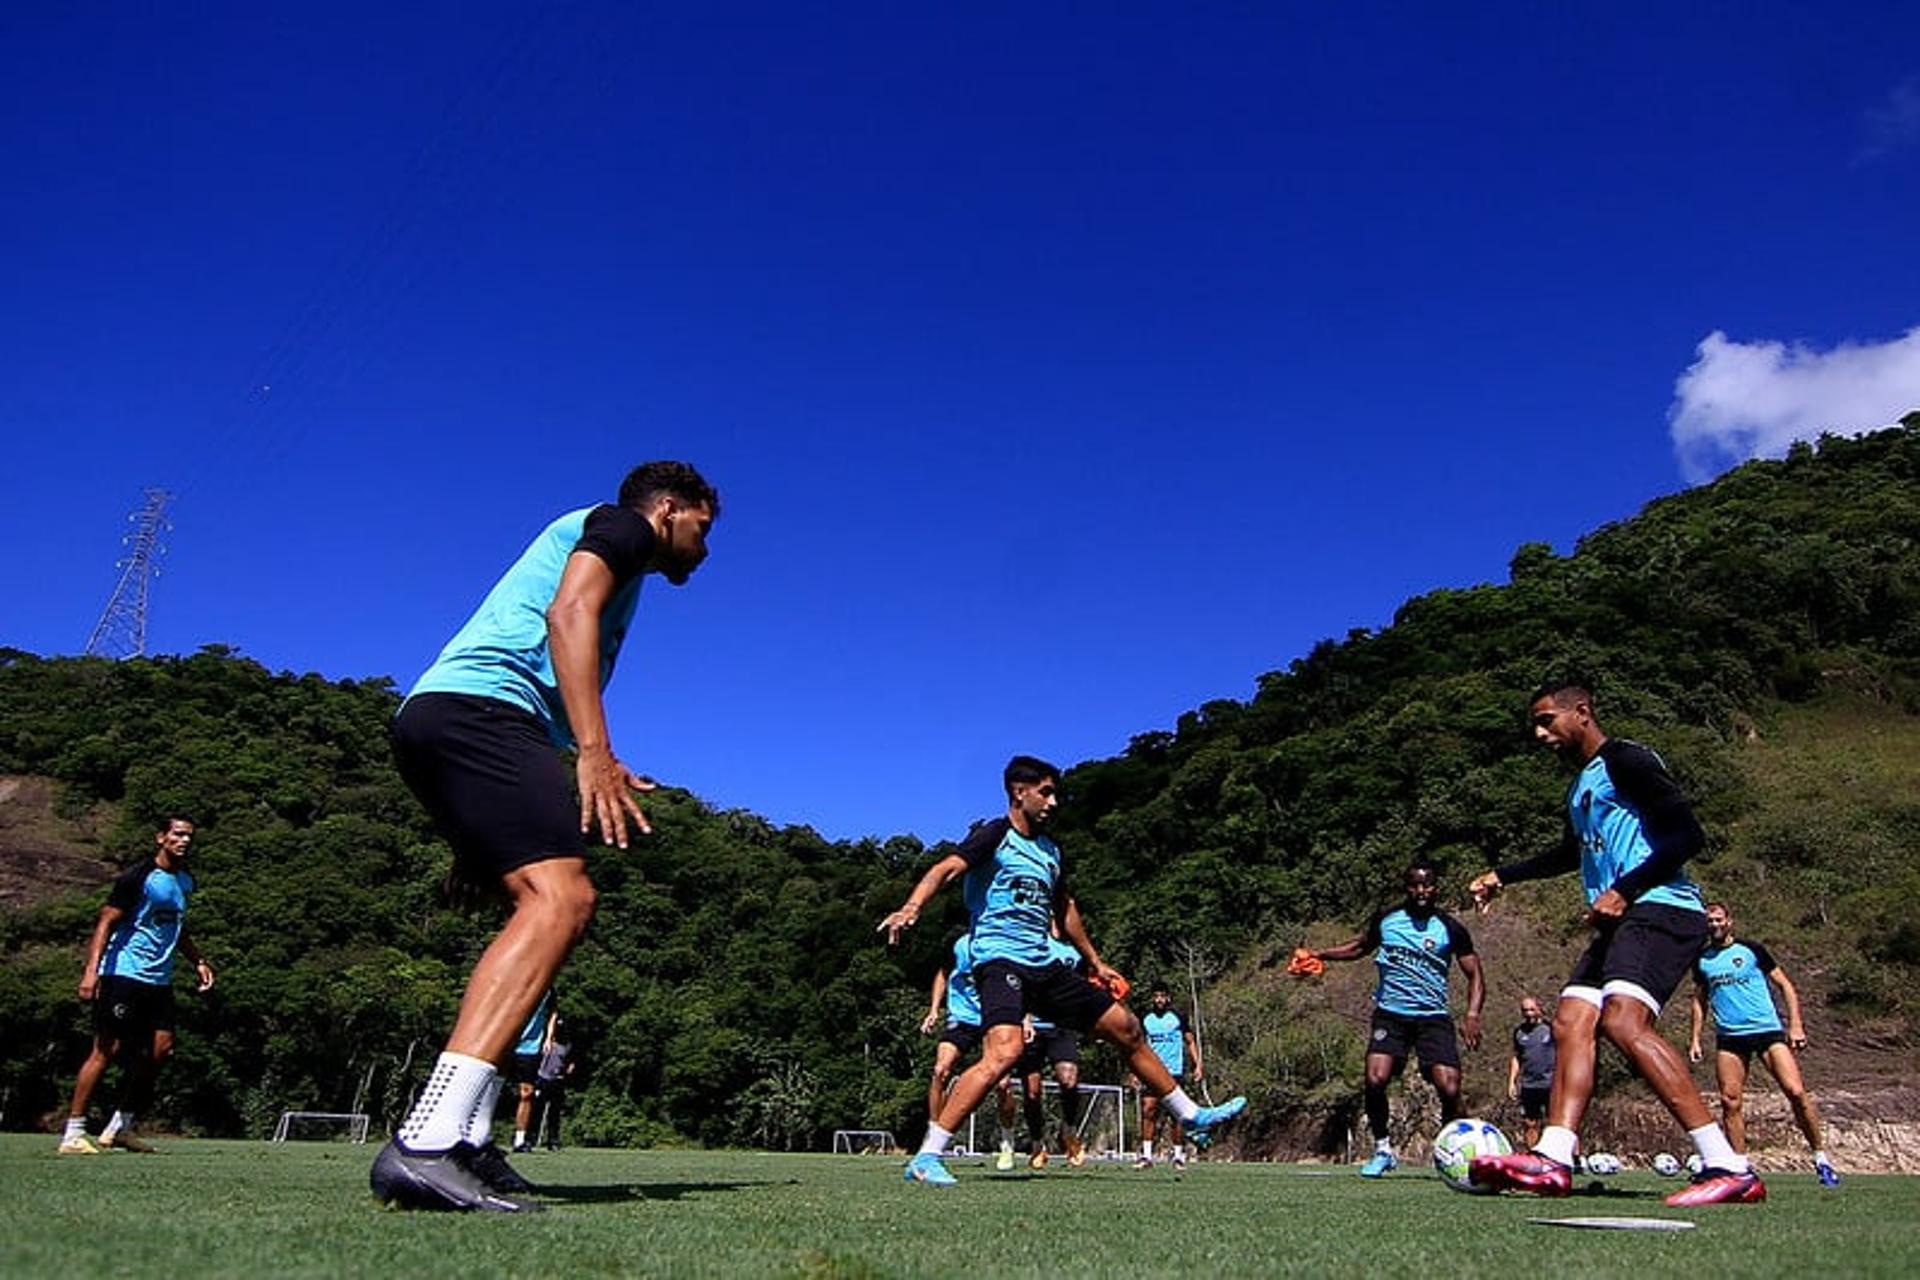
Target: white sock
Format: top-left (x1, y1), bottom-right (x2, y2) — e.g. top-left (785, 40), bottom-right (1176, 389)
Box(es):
top-left (1533, 1125), bottom-right (1579, 1168)
top-left (398, 1053), bottom-right (496, 1152)
top-left (101, 1111), bottom-right (132, 1140)
top-left (1164, 1088), bottom-right (1200, 1122)
top-left (463, 1074), bottom-right (503, 1147)
top-left (63, 1117), bottom-right (88, 1141)
top-left (997, 1125), bottom-right (1014, 1151)
top-left (1375, 1136), bottom-right (1393, 1155)
top-left (1687, 1123), bottom-right (1749, 1173)
top-left (513, 1128), bottom-right (527, 1148)
top-left (1141, 1140), bottom-right (1154, 1159)
top-left (918, 1123), bottom-right (953, 1157)
top-left (1814, 1149), bottom-right (1832, 1167)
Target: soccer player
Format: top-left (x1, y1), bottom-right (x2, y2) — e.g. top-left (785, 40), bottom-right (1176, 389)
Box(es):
top-left (879, 756), bottom-right (1247, 1187)
top-left (511, 991), bottom-right (556, 1154)
top-left (1302, 860), bottom-right (1484, 1177)
top-left (1688, 902), bottom-right (1839, 1186)
top-left (919, 933), bottom-right (1021, 1169)
top-left (1467, 681), bottom-right (1764, 1206)
top-left (1136, 981), bottom-right (1203, 1170)
top-left (1506, 996), bottom-right (1555, 1149)
top-left (370, 461), bottom-right (718, 1212)
top-left (57, 817), bottom-right (215, 1155)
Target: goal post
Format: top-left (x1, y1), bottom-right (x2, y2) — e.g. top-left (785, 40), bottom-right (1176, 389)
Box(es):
top-left (963, 1081), bottom-right (1132, 1159)
top-left (271, 1111), bottom-right (372, 1143)
top-left (831, 1129), bottom-right (897, 1154)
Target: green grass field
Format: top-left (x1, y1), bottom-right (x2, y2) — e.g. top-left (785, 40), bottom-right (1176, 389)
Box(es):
top-left (3, 1135), bottom-right (1915, 1278)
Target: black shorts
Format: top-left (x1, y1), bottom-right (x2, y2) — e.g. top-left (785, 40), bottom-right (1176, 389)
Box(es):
top-left (974, 960), bottom-right (1115, 1034)
top-left (1716, 1029), bottom-right (1787, 1058)
top-left (1367, 1011), bottom-right (1460, 1070)
top-left (513, 1053), bottom-right (543, 1086)
top-left (1017, 1026), bottom-right (1081, 1075)
top-left (939, 1021), bottom-right (985, 1056)
top-left (94, 976), bottom-right (175, 1039)
top-left (1519, 1085), bottom-right (1551, 1120)
top-left (390, 693), bottom-right (585, 881)
top-left (1564, 902), bottom-right (1709, 1011)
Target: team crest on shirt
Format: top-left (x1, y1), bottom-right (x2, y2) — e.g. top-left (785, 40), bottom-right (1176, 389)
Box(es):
top-left (1373, 1028), bottom-right (1388, 1041)
top-left (1422, 938), bottom-right (1436, 951)
top-left (113, 1003), bottom-right (129, 1020)
top-left (1005, 973), bottom-right (1022, 989)
top-left (1732, 957), bottom-right (1744, 968)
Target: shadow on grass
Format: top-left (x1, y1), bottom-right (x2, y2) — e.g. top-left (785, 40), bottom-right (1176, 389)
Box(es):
top-left (1574, 1181), bottom-right (1668, 1199)
top-left (538, 1179), bottom-right (790, 1204)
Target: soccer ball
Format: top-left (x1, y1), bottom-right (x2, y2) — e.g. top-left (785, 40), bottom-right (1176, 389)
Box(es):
top-left (1431, 1118), bottom-right (1512, 1192)
top-left (1684, 1153), bottom-right (1705, 1176)
top-left (1582, 1152), bottom-right (1622, 1176)
top-left (1652, 1152), bottom-right (1682, 1177)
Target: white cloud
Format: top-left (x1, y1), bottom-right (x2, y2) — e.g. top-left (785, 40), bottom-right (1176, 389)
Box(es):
top-left (1669, 328), bottom-right (1920, 482)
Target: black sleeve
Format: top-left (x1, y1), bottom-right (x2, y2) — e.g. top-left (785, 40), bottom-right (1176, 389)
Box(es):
top-left (1601, 741), bottom-right (1706, 902)
top-left (105, 862), bottom-right (150, 913)
top-left (572, 504), bottom-right (656, 586)
top-left (956, 818), bottom-right (1010, 871)
top-left (1360, 909), bottom-right (1387, 953)
top-left (1746, 941), bottom-right (1779, 975)
top-left (1692, 958), bottom-right (1708, 985)
top-left (1497, 819), bottom-right (1581, 885)
top-left (1442, 912), bottom-right (1475, 957)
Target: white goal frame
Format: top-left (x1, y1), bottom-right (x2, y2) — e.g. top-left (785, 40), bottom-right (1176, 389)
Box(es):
top-left (831, 1129), bottom-right (897, 1154)
top-left (963, 1081), bottom-right (1131, 1159)
top-left (271, 1110), bottom-right (372, 1143)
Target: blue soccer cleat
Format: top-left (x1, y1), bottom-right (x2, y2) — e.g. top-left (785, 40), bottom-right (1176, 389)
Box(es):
top-left (1817, 1162), bottom-right (1841, 1188)
top-left (1359, 1150), bottom-right (1398, 1178)
top-left (1185, 1096), bottom-right (1247, 1149)
top-left (903, 1153), bottom-right (957, 1187)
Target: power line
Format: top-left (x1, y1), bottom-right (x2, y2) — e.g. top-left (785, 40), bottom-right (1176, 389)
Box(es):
top-left (83, 488), bottom-right (174, 660)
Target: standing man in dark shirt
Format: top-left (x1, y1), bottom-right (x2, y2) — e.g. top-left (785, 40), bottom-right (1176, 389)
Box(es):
top-left (371, 461), bottom-right (718, 1212)
top-left (1301, 860), bottom-right (1484, 1177)
top-left (1506, 996), bottom-right (1555, 1150)
top-left (58, 817), bottom-right (215, 1154)
top-left (1468, 681), bottom-right (1762, 1207)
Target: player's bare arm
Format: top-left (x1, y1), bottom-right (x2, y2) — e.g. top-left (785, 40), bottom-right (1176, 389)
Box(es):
top-left (1309, 934), bottom-right (1369, 964)
top-left (1058, 896), bottom-right (1117, 984)
top-left (1689, 981), bottom-right (1709, 1062)
top-left (548, 551), bottom-right (655, 848)
top-left (877, 853), bottom-right (968, 944)
top-left (76, 904), bottom-right (124, 1001)
top-left (179, 931), bottom-right (216, 992)
top-left (1458, 951), bottom-right (1485, 1049)
top-left (921, 967), bottom-right (949, 1035)
top-left (1769, 966), bottom-right (1809, 1049)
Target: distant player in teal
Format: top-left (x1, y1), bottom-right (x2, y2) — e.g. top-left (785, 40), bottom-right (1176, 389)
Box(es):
top-left (58, 817), bottom-right (216, 1155)
top-left (1135, 981), bottom-right (1203, 1170)
top-left (1689, 902), bottom-right (1838, 1186)
top-left (1469, 681), bottom-right (1762, 1207)
top-left (918, 933), bottom-right (1020, 1168)
top-left (1304, 860), bottom-right (1483, 1177)
top-left (880, 756), bottom-right (1247, 1187)
top-left (373, 461), bottom-right (718, 1212)
top-left (511, 991), bottom-right (557, 1155)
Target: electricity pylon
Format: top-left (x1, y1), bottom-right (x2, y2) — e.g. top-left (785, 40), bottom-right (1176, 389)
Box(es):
top-left (83, 488), bottom-right (174, 659)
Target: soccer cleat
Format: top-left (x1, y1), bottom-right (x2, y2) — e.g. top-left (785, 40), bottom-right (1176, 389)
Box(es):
top-left (104, 1131), bottom-right (157, 1153)
top-left (469, 1141), bottom-right (536, 1194)
top-left (1817, 1162), bottom-right (1841, 1189)
top-left (994, 1145), bottom-right (1015, 1172)
top-left (903, 1153), bottom-right (957, 1187)
top-left (1063, 1132), bottom-right (1087, 1169)
top-left (1468, 1150), bottom-right (1573, 1197)
top-left (1170, 1145), bottom-right (1187, 1170)
top-left (1663, 1168), bottom-right (1766, 1206)
top-left (1134, 1154), bottom-right (1154, 1171)
top-left (1185, 1096), bottom-right (1247, 1148)
top-left (1028, 1149), bottom-right (1050, 1170)
top-left (1359, 1151), bottom-right (1397, 1178)
top-left (369, 1141), bottom-right (542, 1212)
top-left (57, 1135), bottom-right (102, 1155)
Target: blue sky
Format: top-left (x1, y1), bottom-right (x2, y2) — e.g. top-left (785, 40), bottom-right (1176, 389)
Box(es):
top-left (4, 3), bottom-right (1917, 841)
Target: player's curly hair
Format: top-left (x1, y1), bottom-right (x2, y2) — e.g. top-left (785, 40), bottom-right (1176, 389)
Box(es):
top-left (618, 460), bottom-right (721, 518)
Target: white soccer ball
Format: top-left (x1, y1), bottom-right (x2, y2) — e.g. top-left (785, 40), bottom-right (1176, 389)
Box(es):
top-left (1582, 1152), bottom-right (1622, 1176)
top-left (1652, 1152), bottom-right (1682, 1177)
top-left (1431, 1118), bottom-right (1513, 1192)
top-left (1685, 1153), bottom-right (1705, 1176)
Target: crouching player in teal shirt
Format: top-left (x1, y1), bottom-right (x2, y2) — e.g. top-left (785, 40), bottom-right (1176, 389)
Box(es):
top-left (1689, 902), bottom-right (1839, 1186)
top-left (880, 756), bottom-right (1247, 1187)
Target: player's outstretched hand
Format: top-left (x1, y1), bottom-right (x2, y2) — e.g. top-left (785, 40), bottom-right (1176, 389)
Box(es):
top-left (577, 745), bottom-right (655, 848)
top-left (1285, 947), bottom-right (1325, 978)
top-left (876, 902), bottom-right (920, 946)
top-left (1467, 871), bottom-right (1502, 914)
top-left (1462, 1011), bottom-right (1482, 1050)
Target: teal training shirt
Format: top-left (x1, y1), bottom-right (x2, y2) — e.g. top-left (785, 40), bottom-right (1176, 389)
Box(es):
top-left (1143, 1008), bottom-right (1188, 1075)
top-left (1567, 743), bottom-right (1704, 912)
top-left (1364, 906), bottom-right (1473, 1018)
top-left (1694, 940), bottom-right (1785, 1036)
top-left (945, 935), bottom-right (982, 1026)
top-left (99, 860), bottom-right (194, 985)
top-left (515, 989), bottom-right (555, 1056)
top-left (407, 506), bottom-right (652, 747)
top-left (958, 818), bottom-right (1065, 969)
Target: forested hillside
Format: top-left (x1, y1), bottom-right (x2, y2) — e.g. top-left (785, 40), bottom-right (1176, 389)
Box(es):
top-left (4, 419), bottom-right (1918, 1154)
